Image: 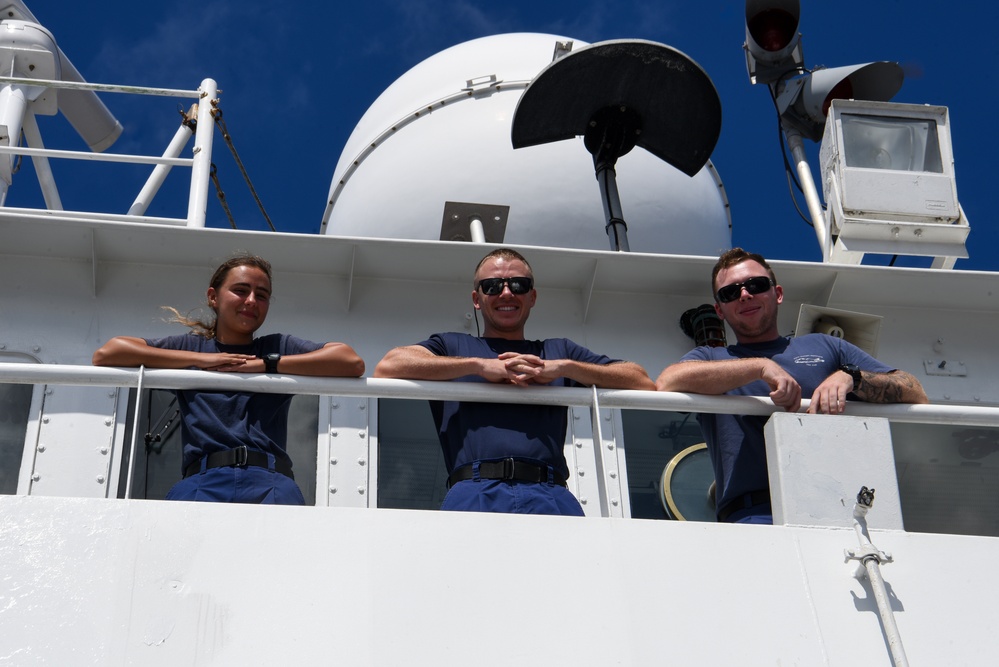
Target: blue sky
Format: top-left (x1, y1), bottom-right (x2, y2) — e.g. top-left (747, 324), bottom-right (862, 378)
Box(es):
top-left (12, 1), bottom-right (999, 270)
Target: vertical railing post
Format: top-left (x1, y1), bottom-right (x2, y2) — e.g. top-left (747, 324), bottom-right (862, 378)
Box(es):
top-left (186, 78), bottom-right (218, 228)
top-left (588, 386), bottom-right (611, 516)
top-left (123, 366), bottom-right (146, 499)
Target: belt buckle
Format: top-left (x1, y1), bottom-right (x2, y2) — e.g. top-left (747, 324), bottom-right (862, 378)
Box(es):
top-left (501, 457), bottom-right (516, 480)
top-left (233, 446), bottom-right (248, 468)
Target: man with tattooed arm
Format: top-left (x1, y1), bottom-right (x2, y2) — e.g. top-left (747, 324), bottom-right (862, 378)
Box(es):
top-left (656, 248), bottom-right (928, 524)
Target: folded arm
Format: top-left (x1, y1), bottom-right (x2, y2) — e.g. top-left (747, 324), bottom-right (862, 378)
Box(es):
top-left (92, 336), bottom-right (250, 370)
top-left (374, 346), bottom-right (654, 389)
top-left (525, 357), bottom-right (654, 390)
top-left (656, 359), bottom-right (802, 412)
top-left (374, 345), bottom-right (499, 381)
top-left (272, 342), bottom-right (364, 377)
top-left (855, 369), bottom-right (928, 404)
top-left (93, 336), bottom-right (364, 377)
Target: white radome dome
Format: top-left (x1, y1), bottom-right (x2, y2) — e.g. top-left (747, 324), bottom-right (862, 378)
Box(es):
top-left (322, 33), bottom-right (731, 255)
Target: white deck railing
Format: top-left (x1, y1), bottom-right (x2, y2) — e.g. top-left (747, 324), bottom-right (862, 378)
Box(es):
top-left (2, 362), bottom-right (996, 426)
top-left (0, 75), bottom-right (217, 227)
top-left (3, 362), bottom-right (997, 515)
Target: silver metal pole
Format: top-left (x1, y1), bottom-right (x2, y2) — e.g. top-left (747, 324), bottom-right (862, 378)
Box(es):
top-left (186, 79), bottom-right (218, 228)
top-left (782, 124), bottom-right (830, 261)
top-left (848, 489), bottom-right (910, 667)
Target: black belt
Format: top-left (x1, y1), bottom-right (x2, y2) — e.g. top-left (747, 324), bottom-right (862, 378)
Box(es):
top-left (184, 446), bottom-right (294, 480)
top-left (447, 459), bottom-right (567, 488)
top-left (717, 490), bottom-right (770, 522)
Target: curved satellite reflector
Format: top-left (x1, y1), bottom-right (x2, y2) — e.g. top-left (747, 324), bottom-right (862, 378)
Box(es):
top-left (512, 39), bottom-right (721, 250)
top-left (512, 39), bottom-right (721, 177)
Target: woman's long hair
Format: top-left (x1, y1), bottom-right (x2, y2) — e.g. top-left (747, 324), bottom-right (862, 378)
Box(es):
top-left (164, 254), bottom-right (272, 339)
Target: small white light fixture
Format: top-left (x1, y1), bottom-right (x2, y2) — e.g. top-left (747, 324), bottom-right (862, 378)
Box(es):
top-left (819, 99), bottom-right (968, 267)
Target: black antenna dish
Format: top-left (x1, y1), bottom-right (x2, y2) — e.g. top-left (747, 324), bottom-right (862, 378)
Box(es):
top-left (512, 40), bottom-right (722, 251)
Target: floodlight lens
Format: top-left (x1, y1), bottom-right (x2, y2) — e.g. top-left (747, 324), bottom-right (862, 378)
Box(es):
top-left (747, 9), bottom-right (797, 52)
top-left (841, 114), bottom-right (943, 173)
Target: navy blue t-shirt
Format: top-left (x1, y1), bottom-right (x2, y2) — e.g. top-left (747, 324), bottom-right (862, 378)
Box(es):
top-left (144, 333), bottom-right (323, 471)
top-left (418, 332), bottom-right (617, 477)
top-left (680, 334), bottom-right (894, 512)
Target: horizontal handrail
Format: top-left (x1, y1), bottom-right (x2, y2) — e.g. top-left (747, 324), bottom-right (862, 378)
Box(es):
top-left (1, 362), bottom-right (996, 427)
top-left (0, 145), bottom-right (193, 166)
top-left (0, 74), bottom-right (200, 98)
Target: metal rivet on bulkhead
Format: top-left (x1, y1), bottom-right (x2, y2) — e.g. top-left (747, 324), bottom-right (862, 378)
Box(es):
top-left (358, 404), bottom-right (366, 411)
top-left (331, 430), bottom-right (338, 437)
top-left (609, 471), bottom-right (617, 479)
top-left (330, 458), bottom-right (338, 465)
top-left (42, 417), bottom-right (49, 424)
top-left (357, 458), bottom-right (366, 466)
top-left (100, 448), bottom-right (108, 455)
top-left (606, 443), bottom-right (614, 450)
top-left (96, 476), bottom-right (105, 484)
top-left (104, 418), bottom-right (113, 426)
top-left (330, 487), bottom-right (337, 494)
top-left (32, 346), bottom-right (40, 352)
top-left (611, 499), bottom-right (619, 506)
top-left (31, 473), bottom-right (40, 481)
top-left (331, 402), bottom-right (339, 409)
top-left (577, 470), bottom-right (585, 477)
top-left (580, 498), bottom-right (587, 504)
top-left (575, 441), bottom-right (582, 448)
top-left (358, 431), bottom-right (366, 438)
top-left (36, 444), bottom-right (45, 452)
top-left (357, 487), bottom-right (365, 494)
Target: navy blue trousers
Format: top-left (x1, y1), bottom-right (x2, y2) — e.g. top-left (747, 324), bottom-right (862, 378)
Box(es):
top-left (441, 479), bottom-right (584, 516)
top-left (166, 466), bottom-right (305, 505)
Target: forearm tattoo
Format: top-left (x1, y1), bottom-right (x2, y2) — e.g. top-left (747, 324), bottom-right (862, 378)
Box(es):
top-left (855, 371), bottom-right (920, 403)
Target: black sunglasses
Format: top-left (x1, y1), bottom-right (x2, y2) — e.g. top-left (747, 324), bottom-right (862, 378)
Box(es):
top-left (715, 276), bottom-right (774, 303)
top-left (477, 276), bottom-right (534, 296)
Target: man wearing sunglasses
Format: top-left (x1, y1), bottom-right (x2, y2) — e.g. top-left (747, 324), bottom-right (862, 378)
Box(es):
top-left (375, 248), bottom-right (654, 515)
top-left (656, 248), bottom-right (927, 524)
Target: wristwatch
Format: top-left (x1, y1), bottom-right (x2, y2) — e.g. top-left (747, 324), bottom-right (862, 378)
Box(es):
top-left (263, 353), bottom-right (281, 374)
top-left (839, 363), bottom-right (862, 392)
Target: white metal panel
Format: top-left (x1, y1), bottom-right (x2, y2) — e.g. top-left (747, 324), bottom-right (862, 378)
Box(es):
top-left (326, 396), bottom-right (373, 508)
top-left (1, 495), bottom-right (997, 665)
top-left (27, 384), bottom-right (120, 498)
top-left (766, 413), bottom-right (904, 529)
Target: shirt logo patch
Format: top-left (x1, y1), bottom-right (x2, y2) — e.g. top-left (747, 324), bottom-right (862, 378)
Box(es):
top-left (794, 354), bottom-right (826, 366)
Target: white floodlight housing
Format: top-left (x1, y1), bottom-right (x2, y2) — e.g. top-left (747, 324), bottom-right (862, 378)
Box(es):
top-left (820, 98), bottom-right (968, 263)
top-left (744, 0), bottom-right (803, 85)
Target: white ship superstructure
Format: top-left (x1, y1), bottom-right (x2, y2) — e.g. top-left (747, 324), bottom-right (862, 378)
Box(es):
top-left (1, 1), bottom-right (996, 664)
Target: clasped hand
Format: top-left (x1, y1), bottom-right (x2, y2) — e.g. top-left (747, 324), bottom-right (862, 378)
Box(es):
top-left (200, 353), bottom-right (259, 372)
top-left (484, 352), bottom-right (560, 386)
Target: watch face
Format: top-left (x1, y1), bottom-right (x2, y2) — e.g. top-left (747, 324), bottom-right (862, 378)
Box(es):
top-left (264, 353), bottom-right (280, 372)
